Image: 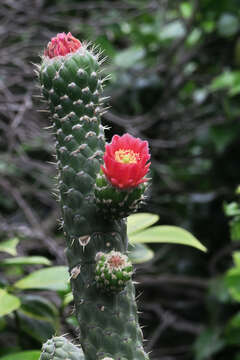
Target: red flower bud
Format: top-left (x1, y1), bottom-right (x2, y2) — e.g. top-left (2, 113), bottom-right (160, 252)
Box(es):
top-left (44, 32), bottom-right (82, 58)
top-left (101, 133), bottom-right (151, 189)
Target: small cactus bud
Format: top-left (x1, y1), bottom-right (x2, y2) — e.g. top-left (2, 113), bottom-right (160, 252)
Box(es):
top-left (44, 32), bottom-right (82, 58)
top-left (40, 336), bottom-right (85, 360)
top-left (95, 250), bottom-right (133, 293)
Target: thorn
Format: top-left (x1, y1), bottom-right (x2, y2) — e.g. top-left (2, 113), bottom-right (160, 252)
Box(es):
top-left (33, 69), bottom-right (39, 76)
top-left (79, 235), bottom-right (91, 251)
top-left (43, 125), bottom-right (54, 130)
top-left (37, 109), bottom-right (50, 113)
top-left (69, 265), bottom-right (81, 280)
top-left (99, 56), bottom-right (108, 65)
top-left (99, 96), bottom-right (110, 102)
top-left (102, 74), bottom-right (111, 82)
top-left (136, 291), bottom-right (144, 301)
top-left (32, 95), bottom-right (43, 98)
top-left (46, 161), bottom-right (57, 166)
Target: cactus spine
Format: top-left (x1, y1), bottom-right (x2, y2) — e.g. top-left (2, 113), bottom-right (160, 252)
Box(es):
top-left (38, 33), bottom-right (150, 360)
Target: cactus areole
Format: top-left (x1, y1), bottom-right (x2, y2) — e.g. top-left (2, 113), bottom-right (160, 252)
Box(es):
top-left (38, 32), bottom-right (150, 360)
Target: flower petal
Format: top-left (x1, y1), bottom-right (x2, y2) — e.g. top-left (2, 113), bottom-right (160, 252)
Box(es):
top-left (102, 133), bottom-right (151, 189)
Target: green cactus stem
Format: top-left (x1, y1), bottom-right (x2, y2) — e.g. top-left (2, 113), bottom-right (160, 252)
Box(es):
top-left (38, 32), bottom-right (150, 360)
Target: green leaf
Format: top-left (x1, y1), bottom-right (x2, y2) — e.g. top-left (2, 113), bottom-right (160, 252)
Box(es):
top-left (114, 46), bottom-right (145, 68)
top-left (0, 238), bottom-right (19, 256)
top-left (225, 312), bottom-right (240, 345)
top-left (217, 13), bottom-right (239, 38)
top-left (159, 20), bottom-right (185, 40)
top-left (208, 277), bottom-right (231, 303)
top-left (210, 70), bottom-right (240, 92)
top-left (210, 125), bottom-right (239, 153)
top-left (225, 266), bottom-right (240, 302)
top-left (187, 28), bottom-right (202, 46)
top-left (180, 2), bottom-right (193, 19)
top-left (224, 202), bottom-right (240, 217)
top-left (194, 328), bottom-right (225, 360)
top-left (0, 256), bottom-right (51, 266)
top-left (14, 266), bottom-right (69, 291)
top-left (19, 294), bottom-right (58, 320)
top-left (127, 213), bottom-right (159, 236)
top-left (63, 292), bottom-right (74, 307)
top-left (17, 295), bottom-right (58, 342)
top-left (129, 225), bottom-right (207, 252)
top-left (0, 289), bottom-right (21, 317)
top-left (233, 252), bottom-right (240, 267)
top-left (128, 243), bottom-right (154, 264)
top-left (0, 350), bottom-right (40, 360)
top-left (230, 217), bottom-right (240, 241)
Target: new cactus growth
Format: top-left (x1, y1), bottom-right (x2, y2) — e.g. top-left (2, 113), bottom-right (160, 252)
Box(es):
top-left (38, 32), bottom-right (150, 360)
top-left (40, 336), bottom-right (85, 360)
top-left (95, 251), bottom-right (133, 293)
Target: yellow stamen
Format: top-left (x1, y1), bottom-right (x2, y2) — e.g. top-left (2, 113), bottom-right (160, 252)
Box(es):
top-left (114, 149), bottom-right (139, 164)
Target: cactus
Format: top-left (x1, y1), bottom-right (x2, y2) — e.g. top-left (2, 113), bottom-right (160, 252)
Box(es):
top-left (38, 32), bottom-right (151, 360)
top-left (40, 336), bottom-right (85, 360)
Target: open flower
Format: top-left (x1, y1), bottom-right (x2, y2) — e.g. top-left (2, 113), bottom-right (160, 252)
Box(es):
top-left (101, 133), bottom-right (151, 189)
top-left (44, 32), bottom-right (82, 58)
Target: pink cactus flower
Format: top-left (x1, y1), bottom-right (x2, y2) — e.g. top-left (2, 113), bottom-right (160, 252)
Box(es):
top-left (101, 133), bottom-right (151, 189)
top-left (44, 32), bottom-right (81, 58)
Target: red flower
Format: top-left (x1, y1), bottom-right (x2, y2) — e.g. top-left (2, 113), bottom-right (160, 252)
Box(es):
top-left (101, 133), bottom-right (151, 189)
top-left (44, 32), bottom-right (82, 58)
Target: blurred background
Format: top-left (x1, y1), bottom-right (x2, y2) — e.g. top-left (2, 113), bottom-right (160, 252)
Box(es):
top-left (1, 0), bottom-right (240, 359)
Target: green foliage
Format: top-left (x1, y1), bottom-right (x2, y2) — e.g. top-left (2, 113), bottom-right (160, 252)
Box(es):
top-left (224, 251), bottom-right (240, 302)
top-left (127, 213), bottom-right (159, 235)
top-left (0, 238), bottom-right (19, 256)
top-left (0, 289), bottom-right (21, 317)
top-left (0, 351), bottom-right (41, 360)
top-left (129, 222), bottom-right (206, 252)
top-left (1, 256), bottom-right (51, 266)
top-left (194, 328), bottom-right (225, 360)
top-left (0, 242), bottom-right (66, 354)
top-left (211, 70), bottom-right (240, 96)
top-left (2, 0), bottom-right (240, 358)
top-left (217, 13), bottom-right (239, 37)
top-left (128, 243), bottom-right (154, 264)
top-left (194, 192), bottom-right (240, 358)
top-left (14, 266), bottom-right (69, 291)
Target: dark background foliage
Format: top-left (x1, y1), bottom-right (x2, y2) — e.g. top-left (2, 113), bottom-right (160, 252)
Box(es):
top-left (1, 0), bottom-right (240, 359)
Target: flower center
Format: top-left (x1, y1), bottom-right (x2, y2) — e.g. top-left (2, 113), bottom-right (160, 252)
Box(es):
top-left (108, 255), bottom-right (125, 268)
top-left (114, 149), bottom-right (139, 164)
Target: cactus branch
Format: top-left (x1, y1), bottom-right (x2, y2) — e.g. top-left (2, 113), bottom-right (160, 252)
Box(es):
top-left (38, 32), bottom-right (150, 360)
